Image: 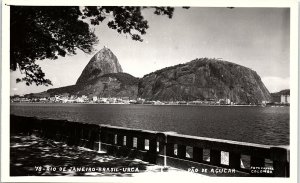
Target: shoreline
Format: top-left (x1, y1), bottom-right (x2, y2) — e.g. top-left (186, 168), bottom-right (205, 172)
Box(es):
top-left (10, 102), bottom-right (286, 107)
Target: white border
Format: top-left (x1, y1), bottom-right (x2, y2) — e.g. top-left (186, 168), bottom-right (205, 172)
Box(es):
top-left (1, 0), bottom-right (298, 183)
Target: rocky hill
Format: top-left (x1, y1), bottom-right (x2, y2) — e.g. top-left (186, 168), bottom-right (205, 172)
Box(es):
top-left (37, 47), bottom-right (138, 99)
top-left (138, 58), bottom-right (271, 104)
top-left (76, 47), bottom-right (123, 84)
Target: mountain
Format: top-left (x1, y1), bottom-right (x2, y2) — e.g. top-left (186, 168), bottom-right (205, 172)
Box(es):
top-left (76, 47), bottom-right (123, 85)
top-left (27, 48), bottom-right (272, 104)
top-left (138, 58), bottom-right (271, 104)
top-left (32, 47), bottom-right (137, 99)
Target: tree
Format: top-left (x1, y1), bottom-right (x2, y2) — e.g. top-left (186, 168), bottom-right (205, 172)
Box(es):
top-left (10, 6), bottom-right (177, 86)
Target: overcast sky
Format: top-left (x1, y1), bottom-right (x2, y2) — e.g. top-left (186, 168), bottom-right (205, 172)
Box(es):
top-left (10, 7), bottom-right (290, 95)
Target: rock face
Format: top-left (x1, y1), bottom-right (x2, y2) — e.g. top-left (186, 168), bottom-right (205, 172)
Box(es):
top-left (76, 47), bottom-right (123, 85)
top-left (138, 58), bottom-right (271, 104)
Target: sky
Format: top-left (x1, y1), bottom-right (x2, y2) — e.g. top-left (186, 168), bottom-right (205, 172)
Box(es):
top-left (10, 7), bottom-right (290, 95)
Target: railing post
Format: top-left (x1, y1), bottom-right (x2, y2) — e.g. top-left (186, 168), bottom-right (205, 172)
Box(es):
top-left (117, 134), bottom-right (124, 146)
top-left (193, 147), bottom-right (203, 163)
top-left (126, 134), bottom-right (133, 148)
top-left (83, 124), bottom-right (91, 148)
top-left (78, 124), bottom-right (84, 146)
top-left (270, 147), bottom-right (289, 177)
top-left (86, 125), bottom-right (93, 149)
top-left (100, 128), bottom-right (106, 144)
top-left (229, 152), bottom-right (241, 169)
top-left (149, 138), bottom-right (157, 153)
top-left (137, 136), bottom-right (145, 150)
top-left (210, 149), bottom-right (221, 166)
top-left (66, 122), bottom-right (73, 145)
top-left (177, 144), bottom-right (186, 159)
top-left (106, 132), bottom-right (115, 145)
top-left (61, 121), bottom-right (68, 143)
top-left (73, 123), bottom-right (81, 146)
top-left (157, 133), bottom-right (167, 167)
top-left (88, 125), bottom-right (99, 150)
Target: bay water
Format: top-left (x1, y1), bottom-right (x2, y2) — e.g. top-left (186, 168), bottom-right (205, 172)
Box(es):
top-left (10, 103), bottom-right (289, 145)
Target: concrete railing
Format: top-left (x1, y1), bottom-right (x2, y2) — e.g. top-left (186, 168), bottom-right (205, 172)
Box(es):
top-left (10, 115), bottom-right (289, 177)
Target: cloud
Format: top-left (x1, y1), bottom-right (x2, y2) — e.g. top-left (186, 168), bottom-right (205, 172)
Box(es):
top-left (262, 76), bottom-right (290, 93)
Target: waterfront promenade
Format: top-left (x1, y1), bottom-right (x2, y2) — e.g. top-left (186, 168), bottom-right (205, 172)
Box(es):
top-left (11, 134), bottom-right (205, 178)
top-left (10, 115), bottom-right (289, 177)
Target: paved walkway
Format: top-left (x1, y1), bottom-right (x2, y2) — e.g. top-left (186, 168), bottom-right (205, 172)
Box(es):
top-left (10, 134), bottom-right (205, 178)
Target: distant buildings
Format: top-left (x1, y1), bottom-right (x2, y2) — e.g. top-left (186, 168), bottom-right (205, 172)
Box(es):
top-left (271, 89), bottom-right (290, 105)
top-left (92, 96), bottom-right (98, 102)
top-left (280, 94), bottom-right (290, 104)
top-left (218, 98), bottom-right (231, 105)
top-left (11, 93), bottom-right (287, 106)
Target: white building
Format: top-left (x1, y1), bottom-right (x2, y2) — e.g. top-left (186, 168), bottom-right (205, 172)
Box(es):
top-left (99, 98), bottom-right (109, 103)
top-left (280, 95), bottom-right (290, 104)
top-left (76, 98), bottom-right (84, 103)
top-left (93, 96), bottom-right (98, 102)
top-left (226, 98), bottom-right (231, 105)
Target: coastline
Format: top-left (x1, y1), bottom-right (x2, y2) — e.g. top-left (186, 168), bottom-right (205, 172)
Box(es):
top-left (10, 102), bottom-right (282, 107)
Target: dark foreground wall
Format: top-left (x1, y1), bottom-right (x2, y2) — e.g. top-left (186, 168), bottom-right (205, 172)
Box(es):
top-left (10, 115), bottom-right (289, 177)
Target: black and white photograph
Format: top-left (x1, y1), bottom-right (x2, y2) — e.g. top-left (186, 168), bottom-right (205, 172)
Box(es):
top-left (1, 0), bottom-right (298, 182)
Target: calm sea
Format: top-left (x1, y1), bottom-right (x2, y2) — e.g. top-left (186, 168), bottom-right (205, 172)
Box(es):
top-left (10, 103), bottom-right (289, 146)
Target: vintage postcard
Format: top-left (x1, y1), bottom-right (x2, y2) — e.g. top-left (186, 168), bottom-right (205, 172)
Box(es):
top-left (1, 0), bottom-right (298, 182)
